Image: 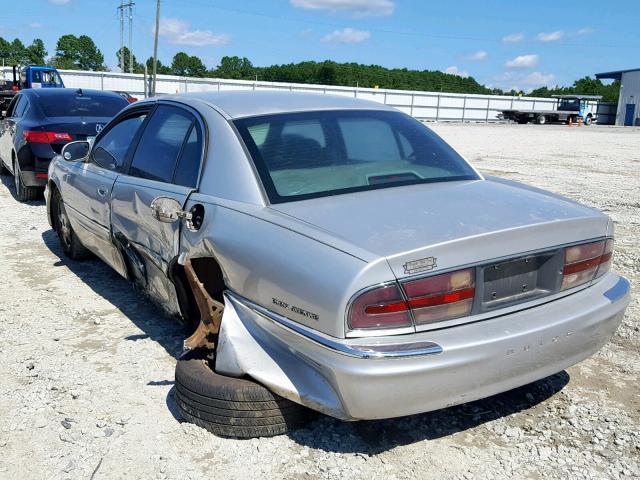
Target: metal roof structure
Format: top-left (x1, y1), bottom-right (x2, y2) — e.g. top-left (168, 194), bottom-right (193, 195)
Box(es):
top-left (595, 68), bottom-right (640, 81)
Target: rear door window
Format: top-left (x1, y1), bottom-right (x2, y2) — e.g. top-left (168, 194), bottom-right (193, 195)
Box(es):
top-left (128, 105), bottom-right (195, 184)
top-left (173, 123), bottom-right (203, 188)
top-left (13, 95), bottom-right (29, 118)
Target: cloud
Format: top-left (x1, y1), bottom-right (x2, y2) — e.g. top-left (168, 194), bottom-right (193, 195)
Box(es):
top-left (158, 18), bottom-right (231, 47)
top-left (444, 66), bottom-right (469, 78)
top-left (493, 71), bottom-right (555, 92)
top-left (577, 27), bottom-right (595, 35)
top-left (291, 0), bottom-right (394, 17)
top-left (299, 28), bottom-right (314, 39)
top-left (49, 0), bottom-right (71, 4)
top-left (29, 22), bottom-right (43, 29)
top-left (464, 50), bottom-right (488, 61)
top-left (505, 54), bottom-right (539, 69)
top-left (322, 27), bottom-right (370, 43)
top-left (502, 32), bottom-right (524, 43)
top-left (537, 31), bottom-right (564, 42)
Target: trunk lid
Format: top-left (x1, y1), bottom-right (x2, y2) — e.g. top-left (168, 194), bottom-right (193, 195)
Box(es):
top-left (42, 116), bottom-right (110, 151)
top-left (269, 177), bottom-right (609, 279)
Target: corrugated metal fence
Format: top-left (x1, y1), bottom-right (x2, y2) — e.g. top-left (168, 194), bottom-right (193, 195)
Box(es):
top-left (1, 67), bottom-right (617, 124)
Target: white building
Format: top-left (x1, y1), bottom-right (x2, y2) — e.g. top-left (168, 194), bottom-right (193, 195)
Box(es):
top-left (596, 68), bottom-right (640, 126)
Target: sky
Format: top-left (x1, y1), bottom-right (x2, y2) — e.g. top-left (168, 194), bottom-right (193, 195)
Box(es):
top-left (1, 0), bottom-right (639, 92)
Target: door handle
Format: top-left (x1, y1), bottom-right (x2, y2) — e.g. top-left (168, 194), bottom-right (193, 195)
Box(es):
top-left (97, 186), bottom-right (108, 197)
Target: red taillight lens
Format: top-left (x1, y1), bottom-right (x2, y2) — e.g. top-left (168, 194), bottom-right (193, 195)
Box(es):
top-left (402, 268), bottom-right (475, 325)
top-left (23, 131), bottom-right (73, 143)
top-left (349, 284), bottom-right (412, 330)
top-left (562, 239), bottom-right (613, 290)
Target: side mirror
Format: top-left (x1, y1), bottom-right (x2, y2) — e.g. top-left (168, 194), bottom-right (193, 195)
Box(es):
top-left (61, 140), bottom-right (90, 162)
top-left (150, 196), bottom-right (191, 224)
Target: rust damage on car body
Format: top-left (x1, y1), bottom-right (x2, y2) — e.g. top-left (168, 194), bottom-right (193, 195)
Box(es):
top-left (183, 257), bottom-right (225, 351)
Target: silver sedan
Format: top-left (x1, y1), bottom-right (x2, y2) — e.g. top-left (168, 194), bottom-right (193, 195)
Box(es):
top-left (45, 92), bottom-right (630, 438)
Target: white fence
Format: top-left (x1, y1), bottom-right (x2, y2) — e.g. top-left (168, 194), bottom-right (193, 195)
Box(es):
top-left (1, 67), bottom-right (617, 124)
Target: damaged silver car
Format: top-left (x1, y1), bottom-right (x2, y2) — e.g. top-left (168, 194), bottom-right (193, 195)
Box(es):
top-left (45, 92), bottom-right (631, 438)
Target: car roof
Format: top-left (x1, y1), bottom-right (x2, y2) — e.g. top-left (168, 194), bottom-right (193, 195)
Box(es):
top-left (144, 91), bottom-right (396, 119)
top-left (23, 88), bottom-right (123, 99)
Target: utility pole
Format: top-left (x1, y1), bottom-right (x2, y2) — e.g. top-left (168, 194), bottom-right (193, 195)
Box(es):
top-left (128, 2), bottom-right (135, 73)
top-left (152, 0), bottom-right (160, 96)
top-left (117, 0), bottom-right (135, 73)
top-left (118, 0), bottom-right (124, 72)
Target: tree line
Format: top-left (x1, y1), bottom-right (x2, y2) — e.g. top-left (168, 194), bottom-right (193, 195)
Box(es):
top-left (0, 34), bottom-right (619, 102)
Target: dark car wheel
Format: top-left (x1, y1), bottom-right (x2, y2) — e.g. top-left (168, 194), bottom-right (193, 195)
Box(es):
top-left (536, 115), bottom-right (547, 125)
top-left (175, 349), bottom-right (317, 438)
top-left (585, 116), bottom-right (592, 126)
top-left (53, 190), bottom-right (89, 260)
top-left (14, 162), bottom-right (41, 201)
top-left (0, 159), bottom-right (9, 176)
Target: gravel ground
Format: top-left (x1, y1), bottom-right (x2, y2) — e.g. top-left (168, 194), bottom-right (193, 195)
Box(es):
top-left (0, 123), bottom-right (638, 480)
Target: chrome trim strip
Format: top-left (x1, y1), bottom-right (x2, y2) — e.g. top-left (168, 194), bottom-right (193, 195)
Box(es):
top-left (225, 292), bottom-right (443, 359)
top-left (603, 277), bottom-right (630, 303)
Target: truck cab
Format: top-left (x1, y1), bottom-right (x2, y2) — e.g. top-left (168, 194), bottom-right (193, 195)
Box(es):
top-left (19, 66), bottom-right (65, 90)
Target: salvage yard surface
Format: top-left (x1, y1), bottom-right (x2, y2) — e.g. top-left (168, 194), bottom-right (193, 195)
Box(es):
top-left (0, 123), bottom-right (638, 480)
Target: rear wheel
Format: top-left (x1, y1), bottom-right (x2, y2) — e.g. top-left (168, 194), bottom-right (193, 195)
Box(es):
top-left (14, 162), bottom-right (40, 201)
top-left (0, 159), bottom-right (9, 176)
top-left (536, 115), bottom-right (547, 125)
top-left (53, 190), bottom-right (89, 260)
top-left (175, 349), bottom-right (317, 438)
top-left (517, 117), bottom-right (528, 124)
top-left (585, 116), bottom-right (592, 126)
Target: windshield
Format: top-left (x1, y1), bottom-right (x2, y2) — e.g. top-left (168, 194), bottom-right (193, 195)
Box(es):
top-left (31, 70), bottom-right (64, 87)
top-left (38, 93), bottom-right (127, 118)
top-left (234, 110), bottom-right (479, 203)
top-left (558, 99), bottom-right (580, 111)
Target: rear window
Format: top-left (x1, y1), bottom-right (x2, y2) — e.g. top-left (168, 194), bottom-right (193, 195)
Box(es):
top-left (38, 93), bottom-right (127, 118)
top-left (234, 110), bottom-right (479, 203)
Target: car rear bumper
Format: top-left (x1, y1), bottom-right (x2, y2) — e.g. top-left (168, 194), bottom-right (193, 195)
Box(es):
top-left (215, 273), bottom-right (630, 420)
top-left (20, 169), bottom-right (48, 187)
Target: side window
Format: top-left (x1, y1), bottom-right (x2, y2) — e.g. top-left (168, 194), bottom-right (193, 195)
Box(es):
top-left (4, 96), bottom-right (19, 117)
top-left (129, 105), bottom-right (194, 183)
top-left (173, 123), bottom-right (203, 188)
top-left (13, 96), bottom-right (28, 118)
top-left (92, 113), bottom-right (147, 170)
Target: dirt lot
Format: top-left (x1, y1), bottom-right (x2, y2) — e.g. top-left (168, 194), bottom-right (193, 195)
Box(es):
top-left (0, 123), bottom-right (638, 480)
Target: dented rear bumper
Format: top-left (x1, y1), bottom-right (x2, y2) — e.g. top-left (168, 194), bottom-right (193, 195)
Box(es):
top-left (215, 273), bottom-right (630, 420)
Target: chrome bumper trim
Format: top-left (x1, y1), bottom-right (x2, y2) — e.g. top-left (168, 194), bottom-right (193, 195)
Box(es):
top-left (226, 292), bottom-right (443, 359)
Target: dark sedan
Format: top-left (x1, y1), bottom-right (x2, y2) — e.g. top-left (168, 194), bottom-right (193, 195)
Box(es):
top-left (0, 88), bottom-right (128, 201)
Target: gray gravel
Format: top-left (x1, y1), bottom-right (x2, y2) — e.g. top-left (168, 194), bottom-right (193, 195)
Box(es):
top-left (0, 123), bottom-right (638, 480)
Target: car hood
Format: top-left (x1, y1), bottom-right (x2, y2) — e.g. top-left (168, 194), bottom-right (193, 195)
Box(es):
top-left (268, 177), bottom-right (609, 278)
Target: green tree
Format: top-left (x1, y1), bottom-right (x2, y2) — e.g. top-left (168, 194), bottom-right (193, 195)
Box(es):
top-left (51, 34), bottom-right (105, 71)
top-left (145, 57), bottom-right (171, 75)
top-left (171, 52), bottom-right (206, 77)
top-left (26, 39), bottom-right (47, 65)
top-left (213, 56), bottom-right (254, 79)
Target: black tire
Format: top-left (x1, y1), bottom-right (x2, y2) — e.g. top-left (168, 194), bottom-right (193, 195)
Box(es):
top-left (517, 118), bottom-right (528, 124)
top-left (0, 159), bottom-right (9, 176)
top-left (14, 162), bottom-right (41, 201)
top-left (585, 116), bottom-right (592, 126)
top-left (52, 189), bottom-right (90, 260)
top-left (175, 349), bottom-right (316, 438)
top-left (536, 115), bottom-right (547, 125)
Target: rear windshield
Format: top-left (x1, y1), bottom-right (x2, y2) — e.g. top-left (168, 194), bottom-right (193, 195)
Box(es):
top-left (38, 93), bottom-right (128, 118)
top-left (234, 110), bottom-right (479, 203)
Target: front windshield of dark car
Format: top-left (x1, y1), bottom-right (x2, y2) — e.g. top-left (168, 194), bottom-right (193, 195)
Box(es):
top-left (234, 110), bottom-right (479, 203)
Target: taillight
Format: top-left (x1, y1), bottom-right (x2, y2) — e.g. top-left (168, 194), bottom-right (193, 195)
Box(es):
top-left (402, 268), bottom-right (475, 325)
top-left (348, 268), bottom-right (476, 330)
top-left (349, 284), bottom-right (412, 330)
top-left (23, 131), bottom-right (73, 143)
top-left (562, 239), bottom-right (613, 290)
